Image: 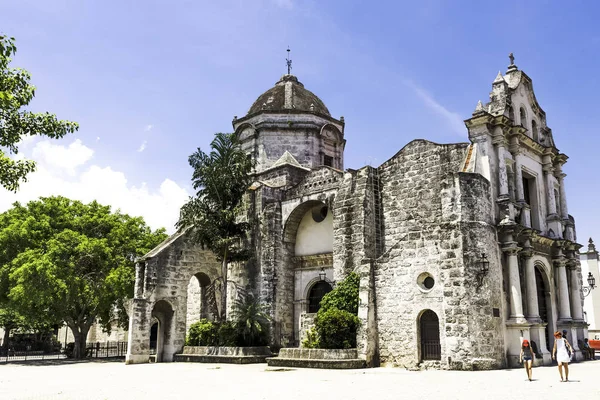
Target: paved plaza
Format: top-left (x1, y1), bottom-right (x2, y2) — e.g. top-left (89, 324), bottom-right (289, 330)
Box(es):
top-left (1, 359), bottom-right (600, 400)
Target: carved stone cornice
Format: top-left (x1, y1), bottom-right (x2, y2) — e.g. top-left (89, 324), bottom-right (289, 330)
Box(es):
top-left (502, 241), bottom-right (521, 255)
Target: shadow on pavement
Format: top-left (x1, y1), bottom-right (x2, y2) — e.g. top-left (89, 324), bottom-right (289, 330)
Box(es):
top-left (0, 357), bottom-right (124, 367)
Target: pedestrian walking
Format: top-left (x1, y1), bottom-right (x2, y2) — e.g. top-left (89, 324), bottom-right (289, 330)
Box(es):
top-left (519, 339), bottom-right (535, 381)
top-left (552, 331), bottom-right (574, 382)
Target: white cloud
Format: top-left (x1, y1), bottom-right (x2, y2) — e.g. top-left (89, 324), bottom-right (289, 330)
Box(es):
top-left (144, 124), bottom-right (153, 132)
top-left (32, 139), bottom-right (94, 175)
top-left (403, 80), bottom-right (465, 136)
top-left (96, 137), bottom-right (101, 142)
top-left (137, 140), bottom-right (147, 152)
top-left (0, 139), bottom-right (189, 234)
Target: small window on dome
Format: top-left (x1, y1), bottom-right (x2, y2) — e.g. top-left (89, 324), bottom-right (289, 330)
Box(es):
top-left (324, 155), bottom-right (333, 167)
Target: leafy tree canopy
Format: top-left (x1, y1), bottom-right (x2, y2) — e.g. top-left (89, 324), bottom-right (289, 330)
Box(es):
top-left (0, 35), bottom-right (79, 192)
top-left (0, 196), bottom-right (167, 357)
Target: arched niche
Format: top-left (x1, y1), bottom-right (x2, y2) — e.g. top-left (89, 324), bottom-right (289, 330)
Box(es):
top-left (186, 272), bottom-right (213, 334)
top-left (294, 203), bottom-right (333, 256)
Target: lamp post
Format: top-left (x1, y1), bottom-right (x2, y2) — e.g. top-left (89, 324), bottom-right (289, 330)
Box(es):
top-left (475, 253), bottom-right (490, 290)
top-left (583, 272), bottom-right (596, 297)
top-left (319, 267), bottom-right (326, 281)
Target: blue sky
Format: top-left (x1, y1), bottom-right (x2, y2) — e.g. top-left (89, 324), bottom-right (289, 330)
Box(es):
top-left (1, 0), bottom-right (599, 243)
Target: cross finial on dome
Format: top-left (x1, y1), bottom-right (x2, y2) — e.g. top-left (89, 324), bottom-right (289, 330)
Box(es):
top-left (509, 52), bottom-right (515, 65)
top-left (286, 47), bottom-right (292, 75)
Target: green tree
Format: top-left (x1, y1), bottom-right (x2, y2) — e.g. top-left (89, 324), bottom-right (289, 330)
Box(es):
top-left (0, 196), bottom-right (167, 358)
top-left (0, 35), bottom-right (78, 192)
top-left (177, 132), bottom-right (254, 321)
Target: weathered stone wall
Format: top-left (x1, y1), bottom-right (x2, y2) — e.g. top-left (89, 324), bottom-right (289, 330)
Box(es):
top-left (126, 233), bottom-right (222, 364)
top-left (456, 172), bottom-right (505, 370)
top-left (372, 140), bottom-right (471, 369)
top-left (332, 166), bottom-right (378, 280)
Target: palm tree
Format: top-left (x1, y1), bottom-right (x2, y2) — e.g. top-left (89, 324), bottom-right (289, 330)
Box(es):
top-left (177, 133), bottom-right (254, 321)
top-left (231, 294), bottom-right (271, 346)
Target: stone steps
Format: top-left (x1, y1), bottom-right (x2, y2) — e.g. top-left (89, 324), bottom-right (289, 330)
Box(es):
top-left (266, 357), bottom-right (365, 369)
top-left (174, 354), bottom-right (268, 364)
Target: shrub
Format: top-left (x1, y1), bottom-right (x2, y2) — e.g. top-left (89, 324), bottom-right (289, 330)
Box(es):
top-left (217, 321), bottom-right (239, 346)
top-left (309, 272), bottom-right (361, 349)
top-left (314, 308), bottom-right (359, 349)
top-left (231, 294), bottom-right (271, 346)
top-left (301, 327), bottom-right (319, 349)
top-left (65, 342), bottom-right (75, 358)
top-left (319, 271), bottom-right (359, 315)
top-left (186, 319), bottom-right (217, 346)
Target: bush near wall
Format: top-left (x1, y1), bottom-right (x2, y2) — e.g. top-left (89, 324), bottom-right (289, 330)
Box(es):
top-left (302, 272), bottom-right (360, 349)
top-left (185, 295), bottom-right (270, 347)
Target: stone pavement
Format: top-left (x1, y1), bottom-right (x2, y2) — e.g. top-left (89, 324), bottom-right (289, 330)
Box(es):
top-left (1, 359), bottom-right (600, 400)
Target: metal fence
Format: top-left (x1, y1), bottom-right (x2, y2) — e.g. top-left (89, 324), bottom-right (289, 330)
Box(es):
top-left (85, 341), bottom-right (127, 358)
top-left (0, 341), bottom-right (127, 363)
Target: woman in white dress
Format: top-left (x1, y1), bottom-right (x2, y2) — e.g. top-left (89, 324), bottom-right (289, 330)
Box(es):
top-left (552, 331), bottom-right (574, 382)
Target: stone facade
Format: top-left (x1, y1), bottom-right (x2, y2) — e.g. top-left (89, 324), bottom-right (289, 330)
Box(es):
top-left (127, 59), bottom-right (587, 370)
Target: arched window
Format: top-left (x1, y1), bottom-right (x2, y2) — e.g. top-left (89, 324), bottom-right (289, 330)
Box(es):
top-left (509, 107), bottom-right (515, 122)
top-left (531, 120), bottom-right (538, 141)
top-left (419, 310), bottom-right (441, 360)
top-left (520, 107), bottom-right (527, 130)
top-left (308, 281), bottom-right (333, 313)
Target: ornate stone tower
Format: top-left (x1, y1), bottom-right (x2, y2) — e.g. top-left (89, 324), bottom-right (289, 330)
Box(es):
top-left (232, 74), bottom-right (345, 174)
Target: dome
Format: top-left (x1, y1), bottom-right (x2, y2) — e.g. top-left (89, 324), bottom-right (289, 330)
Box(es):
top-left (247, 74), bottom-right (330, 116)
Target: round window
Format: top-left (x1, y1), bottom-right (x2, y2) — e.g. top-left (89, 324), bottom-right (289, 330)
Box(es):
top-left (311, 206), bottom-right (328, 223)
top-left (417, 272), bottom-right (435, 292)
top-left (423, 276), bottom-right (434, 290)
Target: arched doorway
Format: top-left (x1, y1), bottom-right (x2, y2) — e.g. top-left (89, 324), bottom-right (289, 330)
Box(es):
top-left (307, 281), bottom-right (333, 313)
top-left (149, 320), bottom-right (158, 356)
top-left (419, 310), bottom-right (441, 361)
top-left (151, 300), bottom-right (174, 362)
top-left (535, 266), bottom-right (551, 351)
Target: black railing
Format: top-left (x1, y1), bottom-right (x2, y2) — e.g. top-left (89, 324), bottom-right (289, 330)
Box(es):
top-left (421, 340), bottom-right (441, 360)
top-left (0, 341), bottom-right (127, 363)
top-left (85, 341), bottom-right (127, 358)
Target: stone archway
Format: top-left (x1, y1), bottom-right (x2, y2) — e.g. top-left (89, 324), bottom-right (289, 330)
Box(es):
top-left (151, 300), bottom-right (175, 362)
top-left (280, 200), bottom-right (334, 346)
top-left (419, 310), bottom-right (441, 361)
top-left (186, 272), bottom-right (213, 334)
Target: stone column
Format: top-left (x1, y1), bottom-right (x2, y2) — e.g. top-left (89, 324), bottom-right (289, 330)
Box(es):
top-left (568, 261), bottom-right (584, 321)
top-left (493, 135), bottom-right (510, 199)
top-left (557, 171), bottom-right (569, 219)
top-left (521, 244), bottom-right (540, 321)
top-left (134, 262), bottom-right (145, 299)
top-left (554, 256), bottom-right (572, 322)
top-left (503, 242), bottom-right (525, 321)
top-left (513, 150), bottom-right (525, 203)
top-left (543, 164), bottom-right (558, 217)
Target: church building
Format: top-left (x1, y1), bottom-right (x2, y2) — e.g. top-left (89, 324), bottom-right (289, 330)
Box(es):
top-left (126, 55), bottom-right (587, 370)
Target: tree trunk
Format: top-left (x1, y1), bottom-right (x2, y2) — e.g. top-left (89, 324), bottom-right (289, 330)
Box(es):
top-left (2, 326), bottom-right (10, 352)
top-left (70, 323), bottom-right (92, 359)
top-left (221, 251), bottom-right (228, 321)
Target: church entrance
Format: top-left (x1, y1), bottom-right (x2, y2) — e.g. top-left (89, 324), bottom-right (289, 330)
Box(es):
top-left (535, 267), bottom-right (551, 351)
top-left (420, 310), bottom-right (441, 361)
top-left (308, 281), bottom-right (333, 313)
